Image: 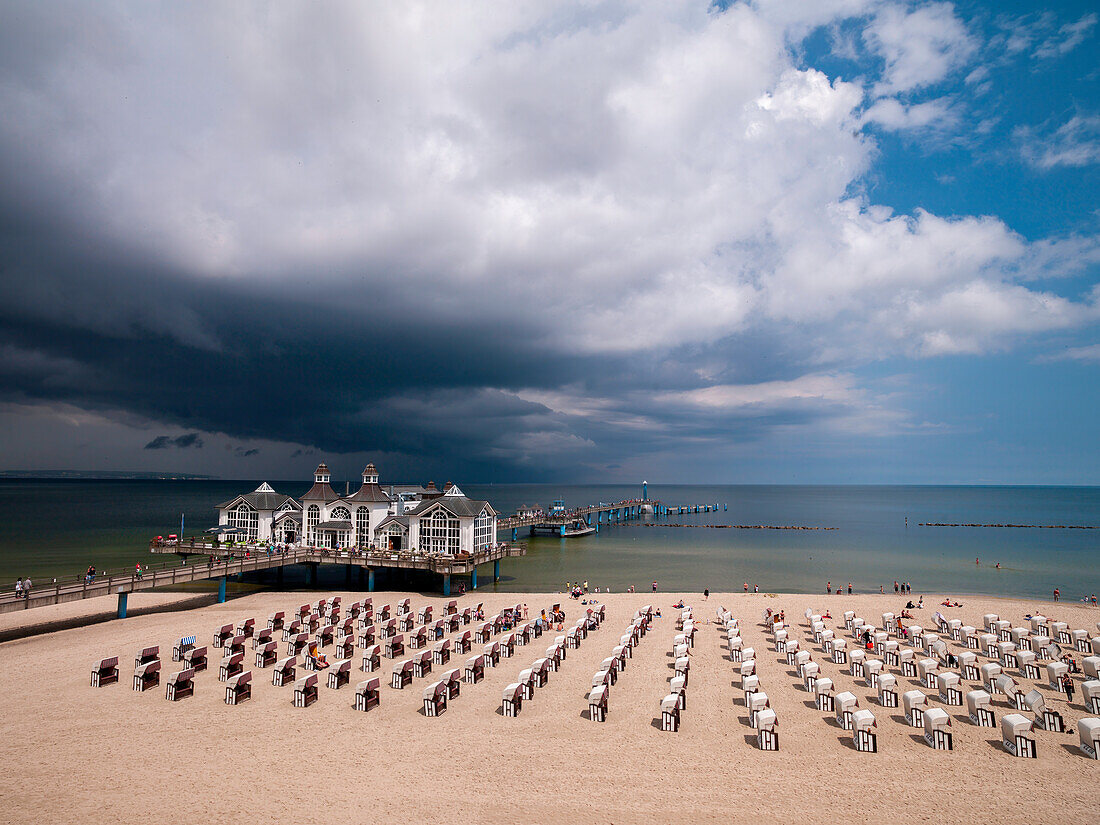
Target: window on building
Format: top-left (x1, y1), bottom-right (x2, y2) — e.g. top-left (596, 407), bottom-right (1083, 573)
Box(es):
top-left (307, 505), bottom-right (319, 545)
top-left (330, 505), bottom-right (351, 522)
top-left (228, 503), bottom-right (258, 542)
top-left (474, 509), bottom-right (493, 552)
top-left (356, 507), bottom-right (369, 546)
top-left (421, 507), bottom-right (460, 555)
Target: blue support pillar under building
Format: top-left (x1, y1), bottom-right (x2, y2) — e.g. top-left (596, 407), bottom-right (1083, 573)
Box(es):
top-left (217, 576), bottom-right (227, 603)
top-left (494, 560), bottom-right (500, 582)
top-left (117, 591), bottom-right (128, 619)
top-left (594, 521), bottom-right (599, 533)
top-left (308, 564), bottom-right (318, 588)
top-left (559, 525), bottom-right (566, 537)
top-left (368, 568), bottom-right (375, 592)
top-left (471, 567), bottom-right (478, 590)
top-left (512, 528), bottom-right (517, 542)
top-left (443, 573), bottom-right (451, 596)
top-left (585, 513), bottom-right (591, 525)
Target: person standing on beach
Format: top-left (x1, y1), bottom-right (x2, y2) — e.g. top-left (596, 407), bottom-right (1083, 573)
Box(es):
top-left (652, 581), bottom-right (657, 593)
top-left (847, 582), bottom-right (852, 595)
top-left (754, 584), bottom-right (759, 593)
top-left (827, 581), bottom-right (831, 594)
top-left (23, 577), bottom-right (31, 598)
top-left (743, 582), bottom-right (748, 593)
top-left (894, 581), bottom-right (899, 594)
top-left (1053, 588), bottom-right (1059, 601)
top-left (1061, 674), bottom-right (1075, 703)
top-left (703, 588), bottom-right (709, 601)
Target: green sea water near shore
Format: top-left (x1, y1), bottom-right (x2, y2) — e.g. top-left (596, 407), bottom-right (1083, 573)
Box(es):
top-left (1, 480), bottom-right (1098, 602)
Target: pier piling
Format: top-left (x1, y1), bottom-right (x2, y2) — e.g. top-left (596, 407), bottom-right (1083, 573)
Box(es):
top-left (217, 576), bottom-right (227, 603)
top-left (116, 591), bottom-right (127, 619)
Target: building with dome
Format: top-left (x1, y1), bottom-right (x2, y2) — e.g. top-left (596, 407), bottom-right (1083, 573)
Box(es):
top-left (215, 463), bottom-right (498, 556)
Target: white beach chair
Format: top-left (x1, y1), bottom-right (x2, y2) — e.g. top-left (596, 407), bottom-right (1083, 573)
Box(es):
top-left (355, 677), bottom-right (380, 711)
top-left (1085, 656), bottom-right (1100, 680)
top-left (902, 690), bottom-right (927, 727)
top-left (937, 671), bottom-right (963, 705)
top-left (90, 656), bottom-right (119, 688)
top-left (327, 659), bottom-right (351, 690)
top-left (756, 709), bottom-right (778, 750)
top-left (980, 633), bottom-right (998, 658)
top-left (588, 684), bottom-right (608, 722)
top-left (361, 644), bottom-right (381, 673)
top-left (661, 693), bottom-right (680, 731)
top-left (835, 691), bottom-right (858, 730)
top-left (831, 638), bottom-right (848, 664)
top-left (742, 674), bottom-right (759, 705)
top-left (464, 654), bottom-right (485, 684)
top-left (962, 626), bottom-right (979, 649)
top-left (849, 648), bottom-right (866, 679)
top-left (958, 650), bottom-right (979, 681)
top-left (918, 657), bottom-right (939, 688)
top-left (923, 706), bottom-right (952, 750)
top-left (981, 662), bottom-right (1002, 693)
top-left (748, 691), bottom-right (770, 728)
top-left (1078, 717), bottom-right (1100, 759)
top-left (224, 670), bottom-right (252, 705)
top-left (997, 641), bottom-right (1018, 669)
top-left (164, 667), bottom-right (194, 702)
top-left (501, 683), bottom-right (522, 717)
top-left (423, 680), bottom-right (448, 716)
top-left (272, 655), bottom-right (296, 687)
top-left (1001, 713), bottom-right (1036, 758)
top-left (878, 673), bottom-right (898, 707)
top-left (853, 709), bottom-right (877, 752)
top-left (1025, 689), bottom-right (1065, 732)
top-left (995, 674), bottom-right (1027, 710)
top-left (1083, 680), bottom-right (1100, 714)
top-left (967, 689), bottom-right (995, 727)
top-left (803, 661), bottom-right (821, 692)
top-left (391, 659), bottom-right (413, 690)
top-left (1015, 649), bottom-right (1040, 679)
top-left (815, 677), bottom-right (835, 712)
top-left (864, 658), bottom-right (883, 689)
top-left (293, 673), bottom-right (318, 707)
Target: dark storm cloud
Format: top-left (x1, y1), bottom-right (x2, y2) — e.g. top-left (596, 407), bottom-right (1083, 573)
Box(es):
top-left (11, 2), bottom-right (1080, 482)
top-left (144, 433), bottom-right (204, 450)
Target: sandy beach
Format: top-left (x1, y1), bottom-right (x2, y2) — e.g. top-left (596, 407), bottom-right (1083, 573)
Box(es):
top-left (1, 588), bottom-right (1097, 824)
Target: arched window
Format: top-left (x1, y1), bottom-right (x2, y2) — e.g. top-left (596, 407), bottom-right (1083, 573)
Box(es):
top-left (474, 509), bottom-right (493, 552)
top-left (307, 505), bottom-right (320, 545)
top-left (356, 507), bottom-right (369, 546)
top-left (228, 502), bottom-right (258, 542)
top-left (330, 506), bottom-right (351, 521)
top-left (420, 508), bottom-right (460, 554)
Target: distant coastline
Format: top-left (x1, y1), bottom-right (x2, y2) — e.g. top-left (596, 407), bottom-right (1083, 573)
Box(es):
top-left (0, 471), bottom-right (217, 480)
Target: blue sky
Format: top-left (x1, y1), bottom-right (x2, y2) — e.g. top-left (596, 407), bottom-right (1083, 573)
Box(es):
top-left (0, 1), bottom-right (1097, 484)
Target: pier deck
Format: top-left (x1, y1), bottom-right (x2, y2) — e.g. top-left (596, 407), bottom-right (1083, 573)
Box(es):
top-left (0, 543), bottom-right (525, 617)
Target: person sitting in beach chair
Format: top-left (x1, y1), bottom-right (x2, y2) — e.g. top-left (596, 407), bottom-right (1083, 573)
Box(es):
top-left (307, 641), bottom-right (329, 670)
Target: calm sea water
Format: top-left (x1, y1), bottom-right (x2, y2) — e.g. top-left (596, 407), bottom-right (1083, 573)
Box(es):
top-left (2, 480), bottom-right (1098, 601)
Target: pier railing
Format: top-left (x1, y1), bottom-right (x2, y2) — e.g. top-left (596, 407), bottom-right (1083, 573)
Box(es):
top-left (0, 543), bottom-right (526, 615)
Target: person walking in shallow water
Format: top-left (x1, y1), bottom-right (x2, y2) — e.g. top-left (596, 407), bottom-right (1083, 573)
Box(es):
top-left (703, 588), bottom-right (709, 601)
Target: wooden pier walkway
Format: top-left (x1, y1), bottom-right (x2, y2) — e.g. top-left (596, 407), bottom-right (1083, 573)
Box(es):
top-left (0, 543), bottom-right (524, 618)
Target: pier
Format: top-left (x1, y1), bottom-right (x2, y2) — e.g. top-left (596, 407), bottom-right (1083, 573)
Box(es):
top-left (0, 542), bottom-right (525, 618)
top-left (495, 497), bottom-right (724, 540)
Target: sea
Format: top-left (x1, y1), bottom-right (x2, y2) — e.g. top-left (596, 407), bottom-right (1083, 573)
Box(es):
top-left (2, 480), bottom-right (1099, 602)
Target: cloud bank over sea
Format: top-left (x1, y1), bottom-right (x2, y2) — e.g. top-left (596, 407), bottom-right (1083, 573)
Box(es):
top-left (0, 1), bottom-right (1097, 483)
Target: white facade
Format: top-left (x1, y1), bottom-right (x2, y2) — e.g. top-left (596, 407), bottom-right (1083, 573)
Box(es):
top-left (215, 465), bottom-right (497, 556)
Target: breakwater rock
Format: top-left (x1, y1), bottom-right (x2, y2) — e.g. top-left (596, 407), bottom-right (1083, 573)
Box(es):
top-left (919, 522), bottom-right (1098, 529)
top-left (644, 524), bottom-right (837, 530)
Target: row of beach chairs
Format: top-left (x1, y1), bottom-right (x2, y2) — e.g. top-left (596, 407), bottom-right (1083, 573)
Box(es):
top-left (719, 608), bottom-right (779, 748)
top-left (815, 608), bottom-right (1100, 758)
top-left (586, 605), bottom-right (648, 722)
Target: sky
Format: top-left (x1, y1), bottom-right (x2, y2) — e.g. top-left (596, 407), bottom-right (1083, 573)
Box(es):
top-left (0, 0), bottom-right (1098, 485)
